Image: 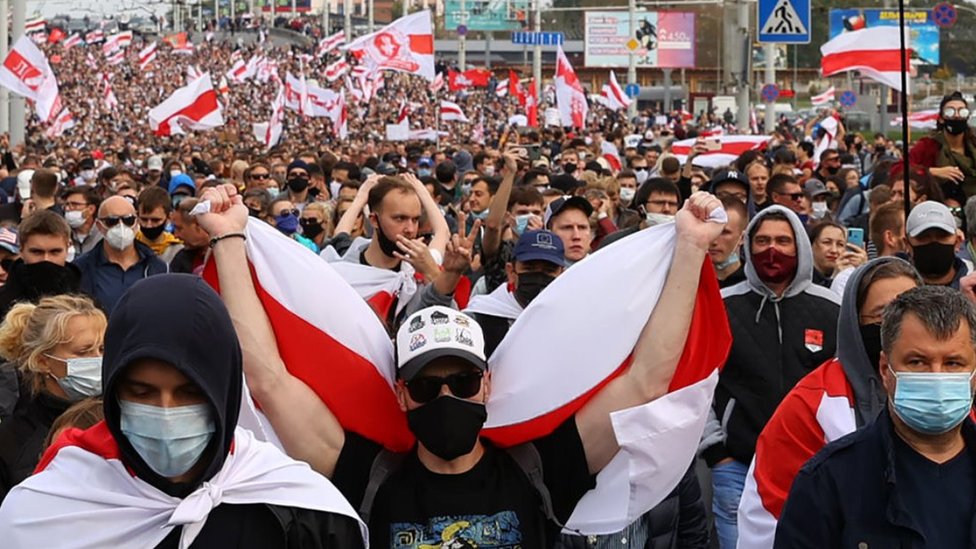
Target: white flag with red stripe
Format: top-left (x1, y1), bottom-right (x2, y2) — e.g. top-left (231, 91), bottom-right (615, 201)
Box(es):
top-left (344, 10), bottom-right (435, 81)
top-left (334, 92), bottom-right (348, 139)
top-left (555, 46), bottom-right (587, 128)
top-left (102, 31), bottom-right (133, 55)
top-left (148, 73), bottom-right (224, 136)
top-left (440, 99), bottom-right (469, 123)
top-left (307, 84), bottom-right (342, 119)
top-left (105, 50), bottom-right (124, 66)
top-left (891, 109), bottom-right (939, 130)
top-left (671, 135), bottom-right (772, 169)
top-left (85, 30), bottom-right (104, 44)
top-left (62, 33), bottom-right (82, 50)
top-left (101, 74), bottom-right (118, 111)
top-left (811, 85), bottom-right (835, 106)
top-left (598, 70), bottom-right (631, 111)
top-left (325, 59), bottom-right (350, 81)
top-left (284, 72), bottom-right (313, 115)
top-left (138, 42), bottom-right (157, 71)
top-left (428, 71), bottom-right (444, 93)
top-left (821, 26), bottom-right (911, 92)
top-left (317, 30), bottom-right (346, 56)
top-left (217, 75), bottom-right (230, 95)
top-left (24, 17), bottom-right (45, 34)
top-left (253, 85), bottom-right (286, 149)
top-left (45, 108), bottom-right (74, 138)
top-left (0, 36), bottom-right (62, 122)
top-left (495, 79), bottom-right (509, 97)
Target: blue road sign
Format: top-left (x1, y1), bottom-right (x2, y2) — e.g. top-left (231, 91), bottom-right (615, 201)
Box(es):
top-left (839, 90), bottom-right (857, 108)
top-left (761, 84), bottom-right (780, 103)
top-left (625, 83), bottom-right (640, 98)
top-left (758, 0), bottom-right (811, 44)
top-left (933, 2), bottom-right (957, 28)
top-left (457, 25), bottom-right (467, 36)
top-left (511, 31), bottom-right (564, 46)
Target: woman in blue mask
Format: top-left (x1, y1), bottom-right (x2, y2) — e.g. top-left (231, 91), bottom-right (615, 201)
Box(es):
top-left (0, 294), bottom-right (106, 503)
top-left (269, 198), bottom-right (317, 252)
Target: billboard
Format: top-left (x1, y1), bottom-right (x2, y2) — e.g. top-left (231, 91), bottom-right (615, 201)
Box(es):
top-left (583, 11), bottom-right (695, 68)
top-left (445, 0), bottom-right (529, 32)
top-left (258, 0), bottom-right (312, 12)
top-left (829, 9), bottom-right (939, 65)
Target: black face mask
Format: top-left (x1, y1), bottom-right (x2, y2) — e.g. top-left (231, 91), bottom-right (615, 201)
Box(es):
top-left (859, 323), bottom-right (883, 372)
top-left (140, 224), bottom-right (166, 241)
top-left (406, 396), bottom-right (487, 461)
top-left (373, 216), bottom-right (401, 257)
top-left (514, 271), bottom-right (557, 308)
top-left (911, 241), bottom-right (956, 278)
top-left (945, 118), bottom-right (969, 136)
top-left (563, 162), bottom-right (577, 174)
top-left (287, 177), bottom-right (310, 193)
top-left (825, 165), bottom-right (840, 176)
top-left (300, 218), bottom-right (324, 239)
top-left (248, 207), bottom-right (262, 218)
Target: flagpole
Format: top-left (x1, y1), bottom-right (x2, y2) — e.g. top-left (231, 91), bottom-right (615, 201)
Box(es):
top-left (897, 0), bottom-right (910, 221)
top-left (9, 0), bottom-right (24, 148)
top-left (0, 0), bottom-right (9, 135)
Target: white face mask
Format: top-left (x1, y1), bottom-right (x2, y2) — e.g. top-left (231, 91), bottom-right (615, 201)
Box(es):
top-left (811, 201), bottom-right (829, 219)
top-left (645, 213), bottom-right (675, 227)
top-left (46, 355), bottom-right (103, 401)
top-left (105, 223), bottom-right (136, 251)
top-left (483, 166), bottom-right (496, 177)
top-left (80, 169), bottom-right (96, 182)
top-left (635, 169), bottom-right (649, 184)
top-left (65, 210), bottom-right (86, 229)
top-left (169, 169), bottom-right (182, 178)
top-left (119, 401), bottom-right (216, 478)
top-left (619, 187), bottom-right (636, 203)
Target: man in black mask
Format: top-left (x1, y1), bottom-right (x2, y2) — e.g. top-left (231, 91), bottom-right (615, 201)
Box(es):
top-left (283, 159), bottom-right (312, 212)
top-left (905, 201), bottom-right (971, 289)
top-left (0, 275), bottom-right (367, 547)
top-left (465, 229), bottom-right (566, 356)
top-left (816, 149), bottom-right (842, 182)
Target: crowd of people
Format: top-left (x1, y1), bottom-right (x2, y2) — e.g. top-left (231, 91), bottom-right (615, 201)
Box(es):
top-left (0, 13), bottom-right (972, 548)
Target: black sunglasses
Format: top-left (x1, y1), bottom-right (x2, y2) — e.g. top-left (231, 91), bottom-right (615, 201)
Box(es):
top-left (774, 191), bottom-right (804, 201)
top-left (100, 215), bottom-right (137, 228)
top-left (250, 172), bottom-right (270, 180)
top-left (277, 209), bottom-right (300, 217)
top-left (406, 370), bottom-right (484, 403)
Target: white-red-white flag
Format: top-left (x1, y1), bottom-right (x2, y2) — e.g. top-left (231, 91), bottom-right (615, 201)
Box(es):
top-left (440, 99), bottom-right (469, 123)
top-left (226, 59), bottom-right (248, 82)
top-left (284, 72), bottom-right (313, 115)
top-left (811, 85), bottom-right (835, 106)
top-left (105, 50), bottom-right (124, 66)
top-left (217, 75), bottom-right (230, 95)
top-left (101, 74), bottom-right (118, 111)
top-left (253, 85), bottom-right (286, 149)
top-left (62, 34), bottom-right (82, 50)
top-left (821, 27), bottom-right (911, 92)
top-left (148, 73), bottom-right (224, 136)
top-left (317, 31), bottom-right (346, 56)
top-left (495, 79), bottom-right (509, 97)
top-left (24, 17), bottom-right (45, 34)
top-left (256, 57), bottom-right (278, 83)
top-left (671, 135), bottom-right (773, 169)
top-left (102, 31), bottom-right (133, 55)
top-left (333, 92), bottom-right (348, 139)
top-left (307, 84), bottom-right (341, 118)
top-left (138, 42), bottom-right (157, 71)
top-left (428, 71), bottom-right (444, 93)
top-left (0, 36), bottom-right (62, 122)
top-left (598, 70), bottom-right (631, 111)
top-left (325, 59), bottom-right (350, 81)
top-left (344, 10), bottom-right (435, 81)
top-left (555, 46), bottom-right (587, 128)
top-left (45, 108), bottom-right (74, 138)
top-left (85, 30), bottom-right (104, 44)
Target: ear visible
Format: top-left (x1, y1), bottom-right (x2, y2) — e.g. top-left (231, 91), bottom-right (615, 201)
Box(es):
top-left (482, 371), bottom-right (491, 403)
top-left (505, 263), bottom-right (516, 287)
top-left (395, 380), bottom-right (409, 413)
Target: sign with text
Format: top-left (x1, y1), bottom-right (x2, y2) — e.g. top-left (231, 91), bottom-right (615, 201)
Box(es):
top-left (583, 11), bottom-right (695, 68)
top-left (445, 0), bottom-right (529, 31)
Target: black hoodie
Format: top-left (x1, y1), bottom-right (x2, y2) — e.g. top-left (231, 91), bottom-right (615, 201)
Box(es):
top-left (102, 274), bottom-right (363, 548)
top-left (0, 259), bottom-right (82, 320)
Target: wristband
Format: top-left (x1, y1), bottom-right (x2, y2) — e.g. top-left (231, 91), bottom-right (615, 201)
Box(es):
top-left (209, 232), bottom-right (247, 248)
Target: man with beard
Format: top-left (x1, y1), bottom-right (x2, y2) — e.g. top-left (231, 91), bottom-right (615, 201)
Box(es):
top-left (464, 230), bottom-right (566, 356)
top-left (699, 206), bottom-right (841, 548)
top-left (283, 160), bottom-right (313, 213)
top-left (905, 201), bottom-right (971, 289)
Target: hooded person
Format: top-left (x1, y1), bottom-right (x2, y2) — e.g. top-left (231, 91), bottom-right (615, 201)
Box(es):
top-left (698, 205), bottom-right (841, 548)
top-left (0, 275), bottom-right (367, 549)
top-left (735, 257), bottom-right (922, 549)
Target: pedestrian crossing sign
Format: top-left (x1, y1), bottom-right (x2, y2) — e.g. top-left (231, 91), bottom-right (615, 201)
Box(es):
top-left (758, 0), bottom-right (811, 44)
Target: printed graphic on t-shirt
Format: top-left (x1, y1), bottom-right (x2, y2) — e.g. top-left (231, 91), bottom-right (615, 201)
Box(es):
top-left (391, 511), bottom-right (522, 548)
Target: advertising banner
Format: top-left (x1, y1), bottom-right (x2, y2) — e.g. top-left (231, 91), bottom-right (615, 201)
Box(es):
top-left (829, 8), bottom-right (938, 65)
top-left (584, 11), bottom-right (695, 68)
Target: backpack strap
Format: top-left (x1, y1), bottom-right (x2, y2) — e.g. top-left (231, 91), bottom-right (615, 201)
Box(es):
top-left (359, 449), bottom-right (406, 524)
top-left (506, 442), bottom-right (583, 537)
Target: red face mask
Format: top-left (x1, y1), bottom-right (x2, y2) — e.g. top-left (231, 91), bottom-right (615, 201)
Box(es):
top-left (752, 247), bottom-right (798, 284)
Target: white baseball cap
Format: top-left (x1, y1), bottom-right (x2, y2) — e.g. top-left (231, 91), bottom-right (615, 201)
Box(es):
top-left (396, 306), bottom-right (487, 381)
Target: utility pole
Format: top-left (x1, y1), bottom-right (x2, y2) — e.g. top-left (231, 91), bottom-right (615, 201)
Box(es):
top-left (764, 43), bottom-right (775, 133)
top-left (735, 0), bottom-right (750, 132)
top-left (0, 0), bottom-right (8, 135)
top-left (627, 0), bottom-right (636, 118)
top-left (532, 0), bottom-right (541, 98)
top-left (344, 0), bottom-right (351, 39)
top-left (10, 0), bottom-right (23, 147)
top-left (368, 0), bottom-right (374, 32)
top-left (323, 0), bottom-right (330, 34)
top-left (459, 0), bottom-right (466, 69)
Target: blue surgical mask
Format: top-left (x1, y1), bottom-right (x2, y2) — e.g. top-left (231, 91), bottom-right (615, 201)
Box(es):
top-left (514, 214), bottom-right (532, 235)
top-left (888, 365), bottom-right (976, 435)
top-left (714, 251), bottom-right (740, 271)
top-left (119, 400), bottom-right (216, 478)
top-left (470, 209), bottom-right (490, 221)
top-left (45, 355), bottom-right (103, 401)
top-left (275, 213), bottom-right (299, 235)
top-left (417, 168), bottom-right (432, 178)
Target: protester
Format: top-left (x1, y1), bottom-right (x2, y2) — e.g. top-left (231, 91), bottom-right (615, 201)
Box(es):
top-left (905, 201), bottom-right (971, 288)
top-left (775, 286), bottom-right (976, 547)
top-left (169, 198), bottom-right (211, 274)
top-left (62, 185), bottom-right (102, 257)
top-left (0, 211), bottom-right (81, 319)
top-left (809, 221), bottom-right (848, 288)
top-left (709, 195), bottom-right (749, 288)
top-left (909, 91), bottom-right (976, 197)
top-left (136, 186), bottom-right (184, 264)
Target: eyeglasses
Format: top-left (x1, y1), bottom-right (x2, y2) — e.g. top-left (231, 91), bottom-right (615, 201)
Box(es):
top-left (774, 191), bottom-right (805, 201)
top-left (276, 209), bottom-right (300, 218)
top-left (647, 199), bottom-right (679, 209)
top-left (943, 106), bottom-right (971, 119)
top-left (406, 370), bottom-right (484, 403)
top-left (99, 215), bottom-right (137, 228)
top-left (250, 172), bottom-right (270, 180)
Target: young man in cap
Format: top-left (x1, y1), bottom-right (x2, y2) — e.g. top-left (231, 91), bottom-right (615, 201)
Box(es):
top-left (906, 201), bottom-right (971, 288)
top-left (709, 169), bottom-right (750, 204)
top-left (465, 229), bottom-right (567, 356)
top-left (803, 179), bottom-right (833, 221)
top-left (198, 183), bottom-right (726, 548)
top-left (544, 195), bottom-right (594, 264)
top-left (284, 160), bottom-right (312, 212)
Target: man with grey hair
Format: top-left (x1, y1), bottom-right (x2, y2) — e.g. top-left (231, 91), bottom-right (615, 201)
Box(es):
top-left (775, 285), bottom-right (976, 548)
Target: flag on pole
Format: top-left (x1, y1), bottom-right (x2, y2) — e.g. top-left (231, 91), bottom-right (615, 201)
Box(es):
top-left (810, 85), bottom-right (835, 106)
top-left (62, 33), bottom-right (82, 50)
top-left (253, 85), bottom-right (286, 149)
top-left (344, 10), bottom-right (435, 81)
top-left (147, 74), bottom-right (224, 136)
top-left (597, 71), bottom-right (631, 111)
top-left (495, 79), bottom-right (508, 97)
top-left (284, 72), bottom-right (313, 115)
top-left (317, 30), bottom-right (346, 56)
top-left (820, 26), bottom-right (911, 92)
top-left (510, 70), bottom-right (526, 105)
top-left (333, 93), bottom-right (348, 139)
top-left (102, 31), bottom-right (133, 55)
top-left (138, 42), bottom-right (157, 71)
top-left (555, 46), bottom-right (587, 128)
top-left (101, 74), bottom-right (118, 111)
top-left (24, 17), bottom-right (45, 34)
top-left (0, 36), bottom-right (62, 122)
top-left (85, 30), bottom-right (105, 44)
top-left (217, 75), bottom-right (230, 95)
top-left (325, 59), bottom-right (350, 81)
top-left (440, 99), bottom-right (470, 123)
top-left (47, 28), bottom-right (65, 44)
top-left (526, 78), bottom-right (538, 127)
top-left (106, 50), bottom-right (124, 66)
top-left (307, 84), bottom-right (341, 118)
top-left (428, 71), bottom-right (444, 93)
top-left (45, 108), bottom-right (74, 138)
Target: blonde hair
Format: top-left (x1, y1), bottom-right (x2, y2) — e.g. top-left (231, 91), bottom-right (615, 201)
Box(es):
top-left (303, 201), bottom-right (335, 237)
top-left (0, 295), bottom-right (106, 395)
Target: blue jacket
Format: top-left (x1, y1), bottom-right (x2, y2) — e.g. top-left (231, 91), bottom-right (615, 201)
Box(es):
top-left (73, 240), bottom-right (168, 315)
top-left (775, 408), bottom-right (976, 548)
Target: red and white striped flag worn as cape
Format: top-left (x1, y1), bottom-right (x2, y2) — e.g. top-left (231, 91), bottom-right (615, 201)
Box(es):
top-left (821, 26), bottom-right (911, 92)
top-left (555, 46), bottom-right (587, 128)
top-left (0, 424), bottom-right (367, 548)
top-left (811, 85), bottom-right (835, 106)
top-left (204, 212), bottom-right (731, 534)
top-left (148, 74), bottom-right (224, 136)
top-left (138, 42), bottom-right (157, 71)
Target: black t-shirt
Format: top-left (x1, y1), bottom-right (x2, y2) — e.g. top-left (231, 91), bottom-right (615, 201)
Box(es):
top-left (332, 417), bottom-right (596, 548)
top-left (894, 434), bottom-right (976, 547)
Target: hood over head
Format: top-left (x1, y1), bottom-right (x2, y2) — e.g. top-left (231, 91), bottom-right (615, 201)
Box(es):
top-left (102, 274), bottom-right (242, 497)
top-left (742, 205), bottom-right (813, 299)
top-left (837, 256), bottom-right (920, 427)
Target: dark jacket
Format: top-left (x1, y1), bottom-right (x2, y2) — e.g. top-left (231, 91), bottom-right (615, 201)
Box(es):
top-left (0, 388), bottom-right (71, 502)
top-left (701, 206), bottom-right (841, 466)
top-left (73, 240), bottom-right (168, 315)
top-left (0, 259), bottom-right (82, 320)
top-left (774, 410), bottom-right (976, 548)
top-left (169, 247), bottom-right (206, 274)
top-left (102, 275), bottom-right (364, 547)
top-left (554, 464), bottom-right (709, 549)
